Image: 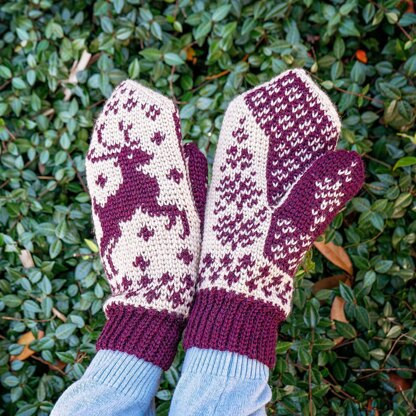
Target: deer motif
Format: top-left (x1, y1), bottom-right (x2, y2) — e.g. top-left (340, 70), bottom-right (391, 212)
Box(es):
top-left (87, 119), bottom-right (190, 278)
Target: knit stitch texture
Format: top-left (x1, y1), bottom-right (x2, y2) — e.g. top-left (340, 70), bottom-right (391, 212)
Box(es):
top-left (184, 69), bottom-right (365, 367)
top-left (85, 80), bottom-right (207, 369)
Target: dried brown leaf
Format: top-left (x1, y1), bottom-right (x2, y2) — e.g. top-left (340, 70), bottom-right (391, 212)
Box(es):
top-left (314, 241), bottom-right (353, 275)
top-left (388, 374), bottom-right (412, 392)
top-left (19, 249), bottom-right (34, 268)
top-left (312, 274), bottom-right (348, 295)
top-left (64, 50), bottom-right (92, 101)
top-left (10, 330), bottom-right (44, 361)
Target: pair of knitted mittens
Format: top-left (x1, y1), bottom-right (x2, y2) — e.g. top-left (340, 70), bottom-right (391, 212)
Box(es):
top-left (86, 69), bottom-right (364, 370)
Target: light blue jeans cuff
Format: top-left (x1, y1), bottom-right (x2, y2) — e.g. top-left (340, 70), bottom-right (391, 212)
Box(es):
top-left (170, 348), bottom-right (271, 416)
top-left (51, 350), bottom-right (162, 416)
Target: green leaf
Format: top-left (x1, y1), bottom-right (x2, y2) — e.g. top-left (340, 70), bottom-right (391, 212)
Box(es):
top-left (352, 197), bottom-right (371, 212)
top-left (2, 375), bottom-right (20, 387)
top-left (128, 58), bottom-right (140, 79)
top-left (55, 221), bottom-right (68, 240)
top-left (339, 281), bottom-right (355, 303)
top-left (304, 302), bottom-right (319, 328)
top-left (164, 53), bottom-right (185, 66)
top-left (386, 325), bottom-right (401, 338)
top-left (116, 27), bottom-right (133, 40)
top-left (393, 156), bottom-right (416, 170)
top-left (2, 295), bottom-right (23, 308)
top-left (333, 37), bottom-right (345, 59)
top-left (113, 0), bottom-right (124, 13)
top-left (378, 82), bottom-right (401, 99)
top-left (0, 65), bottom-right (12, 79)
top-left (361, 111), bottom-right (379, 124)
top-left (151, 21), bottom-right (163, 40)
top-left (374, 260), bottom-right (393, 273)
top-left (84, 239), bottom-right (99, 253)
top-left (399, 12), bottom-right (416, 27)
top-left (335, 321), bottom-right (357, 339)
top-left (385, 12), bottom-right (398, 24)
top-left (403, 55), bottom-right (416, 77)
top-left (55, 323), bottom-right (77, 340)
top-left (75, 261), bottom-right (92, 280)
top-left (397, 100), bottom-right (413, 121)
top-left (49, 239), bottom-right (62, 259)
top-left (45, 21), bottom-right (64, 39)
top-left (370, 212), bottom-right (384, 231)
top-left (362, 3), bottom-right (375, 24)
top-left (355, 306), bottom-right (371, 329)
top-left (353, 338), bottom-right (370, 359)
top-left (212, 5), bottom-right (232, 22)
top-left (139, 48), bottom-right (162, 61)
top-left (363, 271), bottom-right (376, 288)
top-left (12, 78), bottom-right (27, 90)
top-left (298, 347), bottom-right (312, 365)
top-left (369, 348), bottom-right (385, 360)
top-left (276, 341), bottom-right (292, 355)
top-left (194, 20), bottom-right (212, 40)
top-left (339, 19), bottom-right (360, 37)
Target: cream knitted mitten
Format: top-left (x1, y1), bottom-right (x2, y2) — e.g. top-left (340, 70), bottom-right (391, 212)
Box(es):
top-left (85, 80), bottom-right (207, 370)
top-left (184, 69), bottom-right (364, 367)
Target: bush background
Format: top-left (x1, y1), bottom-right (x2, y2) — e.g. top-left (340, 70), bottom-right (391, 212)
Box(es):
top-left (1, 0), bottom-right (415, 414)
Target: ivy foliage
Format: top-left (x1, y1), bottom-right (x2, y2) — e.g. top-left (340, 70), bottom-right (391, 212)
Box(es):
top-left (0, 0), bottom-right (415, 415)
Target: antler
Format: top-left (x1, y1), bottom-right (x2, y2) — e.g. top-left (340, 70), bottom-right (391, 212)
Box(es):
top-left (87, 122), bottom-right (122, 163)
top-left (87, 119), bottom-right (143, 164)
top-left (118, 120), bottom-right (141, 147)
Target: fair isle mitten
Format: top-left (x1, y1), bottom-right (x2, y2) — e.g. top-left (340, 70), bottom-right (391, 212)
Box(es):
top-left (183, 69), bottom-right (364, 367)
top-left (85, 80), bottom-right (207, 370)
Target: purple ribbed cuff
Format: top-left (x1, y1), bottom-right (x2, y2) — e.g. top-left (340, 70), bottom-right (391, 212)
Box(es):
top-left (183, 289), bottom-right (286, 368)
top-left (96, 303), bottom-right (186, 371)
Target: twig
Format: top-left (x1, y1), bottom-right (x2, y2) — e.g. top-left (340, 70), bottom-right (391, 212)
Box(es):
top-left (0, 179), bottom-right (10, 189)
top-left (4, 126), bottom-right (16, 141)
top-left (399, 387), bottom-right (416, 412)
top-left (32, 295), bottom-right (67, 322)
top-left (88, 99), bottom-right (105, 110)
top-left (169, 65), bottom-right (177, 103)
top-left (383, 333), bottom-right (406, 367)
top-left (308, 329), bottom-right (315, 415)
top-left (187, 54), bottom-right (250, 96)
top-left (0, 79), bottom-right (11, 91)
top-left (52, 308), bottom-right (67, 322)
top-left (354, 367), bottom-right (416, 374)
top-left (362, 153), bottom-right (391, 168)
top-left (205, 69), bottom-right (233, 81)
top-left (1, 316), bottom-right (51, 323)
top-left (205, 54), bottom-right (249, 81)
top-left (323, 379), bottom-right (360, 402)
top-left (313, 74), bottom-right (383, 105)
top-left (173, 0), bottom-right (180, 19)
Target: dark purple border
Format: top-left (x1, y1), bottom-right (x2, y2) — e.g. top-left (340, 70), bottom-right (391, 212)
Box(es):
top-left (183, 288), bottom-right (286, 368)
top-left (97, 303), bottom-right (185, 370)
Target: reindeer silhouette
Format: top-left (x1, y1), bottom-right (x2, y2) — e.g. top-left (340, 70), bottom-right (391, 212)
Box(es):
top-left (87, 120), bottom-right (190, 278)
